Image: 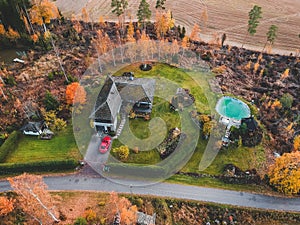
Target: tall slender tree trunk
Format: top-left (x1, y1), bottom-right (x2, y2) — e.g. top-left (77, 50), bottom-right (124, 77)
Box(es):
top-left (0, 75), bottom-right (7, 101)
top-left (0, 86), bottom-right (7, 101)
top-left (22, 0), bottom-right (35, 34)
top-left (111, 48), bottom-right (116, 66)
top-left (262, 41), bottom-right (269, 53)
top-left (42, 23), bottom-right (69, 83)
top-left (241, 32), bottom-right (249, 48)
top-left (96, 51), bottom-right (103, 72)
top-left (27, 187), bottom-right (60, 223)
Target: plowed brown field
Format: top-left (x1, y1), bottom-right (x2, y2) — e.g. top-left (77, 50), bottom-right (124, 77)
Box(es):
top-left (54, 0), bottom-right (300, 54)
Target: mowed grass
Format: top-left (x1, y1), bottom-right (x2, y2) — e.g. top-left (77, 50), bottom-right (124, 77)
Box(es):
top-left (114, 62), bottom-right (209, 113)
top-left (110, 139), bottom-right (161, 164)
top-left (112, 62), bottom-right (267, 177)
top-left (182, 140), bottom-right (266, 175)
top-left (6, 125), bottom-right (81, 163)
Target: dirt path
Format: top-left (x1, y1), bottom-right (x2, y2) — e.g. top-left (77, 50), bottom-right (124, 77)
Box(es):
top-left (54, 0), bottom-right (300, 55)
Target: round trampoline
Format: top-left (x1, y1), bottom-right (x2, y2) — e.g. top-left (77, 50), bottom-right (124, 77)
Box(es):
top-left (216, 96), bottom-right (250, 120)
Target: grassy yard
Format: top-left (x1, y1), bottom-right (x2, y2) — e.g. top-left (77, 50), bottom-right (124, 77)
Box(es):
top-left (110, 62), bottom-right (267, 178)
top-left (114, 62), bottom-right (210, 113)
top-left (5, 125), bottom-right (81, 163)
top-left (181, 140), bottom-right (266, 175)
top-left (110, 138), bottom-right (162, 165)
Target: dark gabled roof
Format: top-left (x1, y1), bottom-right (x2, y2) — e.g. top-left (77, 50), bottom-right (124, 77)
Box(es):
top-left (112, 76), bottom-right (156, 103)
top-left (20, 121), bottom-right (44, 132)
top-left (91, 75), bottom-right (156, 122)
top-left (90, 76), bottom-right (122, 122)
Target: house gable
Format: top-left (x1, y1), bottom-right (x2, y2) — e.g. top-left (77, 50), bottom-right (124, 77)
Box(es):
top-left (91, 76), bottom-right (122, 123)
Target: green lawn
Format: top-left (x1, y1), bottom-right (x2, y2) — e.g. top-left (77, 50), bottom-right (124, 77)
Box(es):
top-left (6, 125), bottom-right (81, 163)
top-left (114, 62), bottom-right (210, 113)
top-left (181, 140), bottom-right (266, 175)
top-left (112, 62), bottom-right (267, 178)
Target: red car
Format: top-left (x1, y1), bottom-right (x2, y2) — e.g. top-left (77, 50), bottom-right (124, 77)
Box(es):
top-left (99, 136), bottom-right (112, 153)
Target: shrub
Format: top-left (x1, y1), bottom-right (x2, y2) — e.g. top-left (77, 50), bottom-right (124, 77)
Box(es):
top-left (280, 93), bottom-right (293, 109)
top-left (84, 209), bottom-right (96, 222)
top-left (43, 91), bottom-right (59, 111)
top-left (98, 201), bottom-right (106, 207)
top-left (42, 109), bottom-right (67, 131)
top-left (47, 72), bottom-right (54, 81)
top-left (113, 145), bottom-right (130, 160)
top-left (5, 76), bottom-right (16, 86)
top-left (74, 217), bottom-right (87, 225)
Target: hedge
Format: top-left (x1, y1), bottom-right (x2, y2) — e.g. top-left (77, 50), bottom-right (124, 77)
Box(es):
top-left (0, 159), bottom-right (78, 175)
top-left (0, 131), bottom-right (20, 163)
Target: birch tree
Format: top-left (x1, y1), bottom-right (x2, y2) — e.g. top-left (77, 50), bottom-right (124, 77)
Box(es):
top-left (0, 73), bottom-right (8, 101)
top-left (92, 29), bottom-right (111, 72)
top-left (30, 0), bottom-right (69, 82)
top-left (8, 173), bottom-right (60, 224)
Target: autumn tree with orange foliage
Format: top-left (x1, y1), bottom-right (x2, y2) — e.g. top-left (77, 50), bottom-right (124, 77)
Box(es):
top-left (190, 23), bottom-right (200, 41)
top-left (138, 30), bottom-right (150, 62)
top-left (105, 192), bottom-right (137, 225)
top-left (293, 135), bottom-right (300, 151)
top-left (66, 82), bottom-right (87, 105)
top-left (155, 10), bottom-right (174, 39)
top-left (93, 29), bottom-right (111, 72)
top-left (71, 14), bottom-right (83, 34)
top-left (0, 24), bottom-right (5, 35)
top-left (8, 173), bottom-right (60, 224)
top-left (30, 0), bottom-right (69, 82)
top-left (30, 0), bottom-right (59, 28)
top-left (268, 151), bottom-right (300, 195)
top-left (126, 21), bottom-right (135, 42)
top-left (200, 7), bottom-right (208, 30)
top-left (181, 35), bottom-right (189, 57)
top-left (6, 26), bottom-right (20, 40)
top-left (0, 196), bottom-right (15, 216)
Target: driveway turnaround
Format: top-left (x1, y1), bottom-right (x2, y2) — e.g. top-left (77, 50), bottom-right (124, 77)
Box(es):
top-left (1, 174), bottom-right (299, 213)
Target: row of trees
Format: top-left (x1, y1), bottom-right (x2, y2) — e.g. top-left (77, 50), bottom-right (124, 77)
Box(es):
top-left (243, 5), bottom-right (279, 53)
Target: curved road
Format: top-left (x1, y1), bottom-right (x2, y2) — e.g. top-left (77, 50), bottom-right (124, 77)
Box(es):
top-left (0, 174), bottom-right (299, 213)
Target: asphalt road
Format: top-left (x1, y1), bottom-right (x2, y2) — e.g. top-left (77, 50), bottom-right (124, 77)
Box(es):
top-left (1, 174), bottom-right (299, 213)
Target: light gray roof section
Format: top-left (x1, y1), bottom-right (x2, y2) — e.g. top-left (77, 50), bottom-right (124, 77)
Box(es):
top-left (112, 76), bottom-right (156, 103)
top-left (106, 82), bottom-right (122, 121)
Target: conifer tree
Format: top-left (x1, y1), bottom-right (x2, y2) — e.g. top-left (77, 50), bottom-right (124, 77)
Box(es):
top-left (242, 5), bottom-right (262, 47)
top-left (137, 0), bottom-right (152, 29)
top-left (263, 24), bottom-right (278, 52)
